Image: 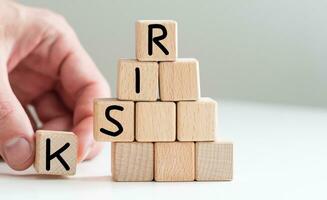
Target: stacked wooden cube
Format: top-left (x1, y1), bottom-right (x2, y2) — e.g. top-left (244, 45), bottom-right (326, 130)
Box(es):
top-left (94, 20), bottom-right (233, 182)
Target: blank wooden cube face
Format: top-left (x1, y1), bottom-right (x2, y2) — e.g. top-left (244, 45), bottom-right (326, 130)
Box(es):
top-left (136, 102), bottom-right (176, 142)
top-left (136, 20), bottom-right (177, 61)
top-left (34, 130), bottom-right (77, 176)
top-left (117, 59), bottom-right (158, 101)
top-left (160, 59), bottom-right (200, 101)
top-left (94, 98), bottom-right (134, 142)
top-left (155, 142), bottom-right (195, 181)
top-left (111, 142), bottom-right (153, 181)
top-left (177, 98), bottom-right (216, 141)
top-left (196, 142), bottom-right (233, 181)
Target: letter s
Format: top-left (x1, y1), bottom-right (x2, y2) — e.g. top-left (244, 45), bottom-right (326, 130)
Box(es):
top-left (100, 105), bottom-right (124, 137)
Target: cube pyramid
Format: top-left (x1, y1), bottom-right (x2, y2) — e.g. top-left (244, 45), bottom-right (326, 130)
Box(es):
top-left (94, 20), bottom-right (233, 182)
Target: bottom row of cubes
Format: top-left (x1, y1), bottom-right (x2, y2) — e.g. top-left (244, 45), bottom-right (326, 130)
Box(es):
top-left (111, 142), bottom-right (233, 182)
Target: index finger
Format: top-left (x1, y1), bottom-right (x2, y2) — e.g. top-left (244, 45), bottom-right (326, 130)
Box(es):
top-left (56, 30), bottom-right (110, 161)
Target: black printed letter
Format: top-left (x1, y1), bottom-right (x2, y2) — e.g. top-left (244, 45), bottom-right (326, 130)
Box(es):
top-left (46, 138), bottom-right (70, 171)
top-left (100, 105), bottom-right (124, 137)
top-left (135, 67), bottom-right (140, 94)
top-left (148, 24), bottom-right (169, 56)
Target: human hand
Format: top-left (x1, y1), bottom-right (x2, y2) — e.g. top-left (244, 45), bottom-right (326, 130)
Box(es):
top-left (0, 1), bottom-right (110, 170)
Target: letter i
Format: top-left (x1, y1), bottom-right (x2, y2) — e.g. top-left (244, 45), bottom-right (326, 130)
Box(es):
top-left (135, 67), bottom-right (140, 94)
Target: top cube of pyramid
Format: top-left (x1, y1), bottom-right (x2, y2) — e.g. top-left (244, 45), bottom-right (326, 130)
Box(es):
top-left (136, 20), bottom-right (177, 61)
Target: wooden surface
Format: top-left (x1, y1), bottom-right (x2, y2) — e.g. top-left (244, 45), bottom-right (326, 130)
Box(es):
top-left (154, 142), bottom-right (195, 181)
top-left (136, 102), bottom-right (176, 142)
top-left (195, 141), bottom-right (233, 181)
top-left (159, 58), bottom-right (200, 101)
top-left (111, 142), bottom-right (154, 181)
top-left (177, 98), bottom-right (216, 141)
top-left (94, 98), bottom-right (134, 142)
top-left (136, 20), bottom-right (177, 61)
top-left (117, 59), bottom-right (159, 101)
top-left (34, 130), bottom-right (77, 175)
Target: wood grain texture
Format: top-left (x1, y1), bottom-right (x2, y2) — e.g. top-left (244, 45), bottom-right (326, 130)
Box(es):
top-left (117, 59), bottom-right (159, 101)
top-left (177, 98), bottom-right (216, 141)
top-left (111, 142), bottom-right (154, 181)
top-left (136, 102), bottom-right (176, 142)
top-left (154, 142), bottom-right (195, 181)
top-left (94, 98), bottom-right (134, 142)
top-left (195, 142), bottom-right (233, 181)
top-left (136, 20), bottom-right (177, 61)
top-left (159, 58), bottom-right (200, 101)
top-left (34, 130), bottom-right (77, 175)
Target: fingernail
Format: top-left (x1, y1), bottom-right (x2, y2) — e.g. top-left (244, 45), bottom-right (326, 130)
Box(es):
top-left (3, 137), bottom-right (33, 168)
top-left (79, 145), bottom-right (92, 162)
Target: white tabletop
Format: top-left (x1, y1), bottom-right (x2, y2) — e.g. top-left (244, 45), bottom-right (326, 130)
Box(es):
top-left (1, 100), bottom-right (326, 200)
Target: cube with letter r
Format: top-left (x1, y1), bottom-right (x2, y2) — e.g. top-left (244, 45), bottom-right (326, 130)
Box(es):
top-left (136, 20), bottom-right (177, 61)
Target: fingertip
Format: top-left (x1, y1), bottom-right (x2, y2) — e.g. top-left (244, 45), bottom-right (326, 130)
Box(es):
top-left (76, 132), bottom-right (93, 162)
top-left (83, 142), bottom-right (103, 161)
top-left (77, 137), bottom-right (103, 162)
top-left (77, 143), bottom-right (91, 163)
top-left (1, 137), bottom-right (35, 171)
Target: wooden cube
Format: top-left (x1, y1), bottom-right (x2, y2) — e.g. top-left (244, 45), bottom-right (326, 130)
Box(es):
top-left (34, 130), bottom-right (77, 175)
top-left (195, 142), bottom-right (233, 181)
top-left (111, 142), bottom-right (153, 181)
top-left (159, 59), bottom-right (200, 101)
top-left (117, 59), bottom-right (158, 101)
top-left (94, 98), bottom-right (134, 142)
top-left (154, 142), bottom-right (195, 181)
top-left (136, 102), bottom-right (176, 142)
top-left (177, 98), bottom-right (216, 141)
top-left (136, 20), bottom-right (177, 61)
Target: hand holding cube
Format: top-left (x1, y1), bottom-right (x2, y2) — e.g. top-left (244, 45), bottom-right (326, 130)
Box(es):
top-left (33, 20), bottom-right (233, 180)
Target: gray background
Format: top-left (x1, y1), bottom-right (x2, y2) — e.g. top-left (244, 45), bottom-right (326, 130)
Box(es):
top-left (21, 0), bottom-right (327, 107)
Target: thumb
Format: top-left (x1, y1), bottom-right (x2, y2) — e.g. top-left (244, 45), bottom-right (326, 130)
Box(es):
top-left (0, 63), bottom-right (35, 171)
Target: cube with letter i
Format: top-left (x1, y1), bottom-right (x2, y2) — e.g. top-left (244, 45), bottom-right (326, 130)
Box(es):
top-left (117, 59), bottom-right (158, 101)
